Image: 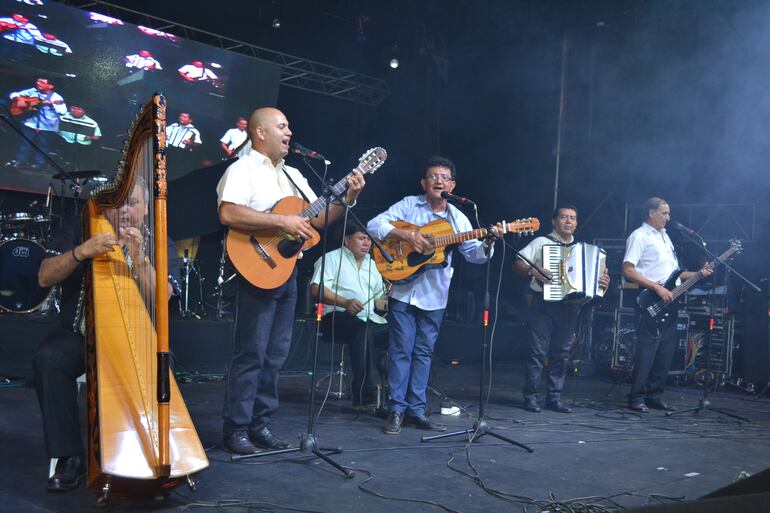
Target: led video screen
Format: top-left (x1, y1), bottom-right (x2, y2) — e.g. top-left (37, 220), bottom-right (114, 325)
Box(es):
top-left (0, 0), bottom-right (280, 194)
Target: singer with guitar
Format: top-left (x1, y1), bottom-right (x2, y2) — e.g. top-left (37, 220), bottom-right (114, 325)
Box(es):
top-left (8, 77), bottom-right (67, 169)
top-left (622, 197), bottom-right (712, 413)
top-left (367, 156), bottom-right (505, 435)
top-left (216, 107), bottom-right (365, 455)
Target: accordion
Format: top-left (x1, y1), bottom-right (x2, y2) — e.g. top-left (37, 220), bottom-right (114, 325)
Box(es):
top-left (542, 242), bottom-right (607, 305)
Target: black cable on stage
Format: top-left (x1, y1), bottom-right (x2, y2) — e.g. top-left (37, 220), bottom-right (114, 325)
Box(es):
top-left (175, 496), bottom-right (333, 513)
top-left (352, 466), bottom-right (466, 513)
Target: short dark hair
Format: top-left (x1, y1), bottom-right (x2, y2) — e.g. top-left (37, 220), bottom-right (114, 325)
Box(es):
top-left (424, 156), bottom-right (456, 180)
top-left (552, 205), bottom-right (578, 220)
top-left (344, 223), bottom-right (366, 237)
top-left (642, 197), bottom-right (667, 219)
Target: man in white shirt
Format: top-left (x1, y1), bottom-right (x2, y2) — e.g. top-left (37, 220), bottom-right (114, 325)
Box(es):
top-left (216, 107), bottom-right (365, 454)
top-left (165, 112), bottom-right (202, 150)
top-left (219, 117), bottom-right (248, 157)
top-left (178, 60), bottom-right (218, 82)
top-left (367, 156), bottom-right (505, 435)
top-left (310, 224), bottom-right (388, 410)
top-left (124, 50), bottom-right (162, 70)
top-left (513, 205), bottom-right (609, 414)
top-left (622, 197), bottom-right (711, 412)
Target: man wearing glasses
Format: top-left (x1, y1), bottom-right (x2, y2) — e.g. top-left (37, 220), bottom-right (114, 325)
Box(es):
top-left (368, 156), bottom-right (503, 434)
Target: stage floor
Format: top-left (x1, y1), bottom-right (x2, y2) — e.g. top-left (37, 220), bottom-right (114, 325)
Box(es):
top-left (2, 362), bottom-right (770, 512)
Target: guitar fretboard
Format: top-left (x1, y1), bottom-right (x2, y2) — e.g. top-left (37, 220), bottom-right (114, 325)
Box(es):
top-left (429, 228), bottom-right (488, 248)
top-left (669, 246), bottom-right (739, 301)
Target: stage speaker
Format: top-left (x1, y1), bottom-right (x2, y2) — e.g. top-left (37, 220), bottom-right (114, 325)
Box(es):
top-left (740, 278), bottom-right (769, 384)
top-left (623, 467), bottom-right (770, 512)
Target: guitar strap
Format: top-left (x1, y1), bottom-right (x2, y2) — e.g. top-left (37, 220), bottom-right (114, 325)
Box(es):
top-left (545, 234), bottom-right (575, 247)
top-left (280, 165), bottom-right (311, 203)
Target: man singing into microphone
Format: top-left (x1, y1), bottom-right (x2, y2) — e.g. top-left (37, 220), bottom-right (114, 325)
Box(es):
top-left (368, 156), bottom-right (504, 434)
top-left (622, 197), bottom-right (711, 412)
top-left (216, 107), bottom-right (365, 454)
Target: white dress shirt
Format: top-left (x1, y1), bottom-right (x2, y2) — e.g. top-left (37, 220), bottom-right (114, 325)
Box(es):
top-left (216, 148), bottom-right (317, 212)
top-left (623, 222), bottom-right (680, 285)
top-left (220, 128), bottom-right (248, 151)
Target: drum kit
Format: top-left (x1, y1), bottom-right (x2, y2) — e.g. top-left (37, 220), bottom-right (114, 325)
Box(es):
top-left (0, 210), bottom-right (58, 314)
top-left (0, 170), bottom-right (103, 316)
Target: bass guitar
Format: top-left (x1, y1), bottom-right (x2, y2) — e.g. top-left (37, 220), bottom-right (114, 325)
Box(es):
top-left (636, 239), bottom-right (741, 332)
top-left (226, 147), bottom-right (387, 289)
top-left (373, 218), bottom-right (539, 282)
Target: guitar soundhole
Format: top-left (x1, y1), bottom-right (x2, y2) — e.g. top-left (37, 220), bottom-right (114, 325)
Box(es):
top-left (277, 238), bottom-right (303, 259)
top-left (406, 251), bottom-right (435, 267)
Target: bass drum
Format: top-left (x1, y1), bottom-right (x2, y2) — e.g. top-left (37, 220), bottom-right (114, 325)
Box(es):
top-left (0, 238), bottom-right (54, 313)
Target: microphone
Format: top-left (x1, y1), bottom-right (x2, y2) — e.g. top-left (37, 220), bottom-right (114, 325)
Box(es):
top-left (440, 191), bottom-right (476, 206)
top-left (671, 221), bottom-right (699, 237)
top-left (291, 142), bottom-right (330, 165)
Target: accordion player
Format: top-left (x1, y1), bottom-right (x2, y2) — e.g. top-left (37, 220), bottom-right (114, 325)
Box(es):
top-left (542, 242), bottom-right (607, 305)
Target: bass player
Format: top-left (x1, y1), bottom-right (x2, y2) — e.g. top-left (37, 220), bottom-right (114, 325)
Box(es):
top-left (622, 197), bottom-right (712, 413)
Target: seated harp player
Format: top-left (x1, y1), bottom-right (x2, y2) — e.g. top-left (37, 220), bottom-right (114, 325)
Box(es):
top-left (513, 205), bottom-right (610, 414)
top-left (34, 94), bottom-right (208, 498)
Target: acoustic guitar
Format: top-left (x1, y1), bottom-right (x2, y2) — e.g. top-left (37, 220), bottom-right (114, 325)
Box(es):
top-left (9, 95), bottom-right (63, 116)
top-left (373, 217), bottom-right (540, 282)
top-left (227, 147), bottom-right (387, 289)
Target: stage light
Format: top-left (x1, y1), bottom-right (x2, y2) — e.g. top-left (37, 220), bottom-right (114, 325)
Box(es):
top-left (389, 57), bottom-right (399, 69)
top-left (272, 18), bottom-right (281, 30)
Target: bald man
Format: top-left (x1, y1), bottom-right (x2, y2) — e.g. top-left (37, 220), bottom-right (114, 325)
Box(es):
top-left (216, 107), bottom-right (366, 454)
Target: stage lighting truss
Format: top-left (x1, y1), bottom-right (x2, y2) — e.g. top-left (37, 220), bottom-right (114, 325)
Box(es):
top-left (67, 0), bottom-right (390, 107)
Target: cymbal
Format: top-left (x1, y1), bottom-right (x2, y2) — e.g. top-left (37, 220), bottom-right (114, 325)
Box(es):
top-left (51, 170), bottom-right (102, 180)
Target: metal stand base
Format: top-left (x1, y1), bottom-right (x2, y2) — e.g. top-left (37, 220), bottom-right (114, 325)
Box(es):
top-left (421, 419), bottom-right (534, 453)
top-left (231, 433), bottom-right (354, 478)
top-left (666, 396), bottom-right (750, 422)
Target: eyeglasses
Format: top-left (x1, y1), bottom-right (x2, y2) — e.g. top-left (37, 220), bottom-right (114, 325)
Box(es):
top-left (425, 174), bottom-right (454, 182)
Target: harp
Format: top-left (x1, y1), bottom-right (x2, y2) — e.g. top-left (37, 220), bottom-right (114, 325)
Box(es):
top-left (82, 94), bottom-right (208, 501)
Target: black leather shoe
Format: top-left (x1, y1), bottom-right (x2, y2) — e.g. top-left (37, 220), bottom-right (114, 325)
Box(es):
top-left (545, 401), bottom-right (572, 414)
top-left (47, 455), bottom-right (86, 492)
top-left (628, 401), bottom-right (649, 413)
top-left (249, 426), bottom-right (292, 450)
top-left (646, 398), bottom-right (677, 411)
top-left (405, 414), bottom-right (446, 431)
top-left (224, 430), bottom-right (259, 454)
top-left (523, 399), bottom-right (542, 413)
top-left (383, 412), bottom-right (403, 435)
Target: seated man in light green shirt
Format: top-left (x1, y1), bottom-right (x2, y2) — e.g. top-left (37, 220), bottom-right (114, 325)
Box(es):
top-left (310, 223), bottom-right (389, 410)
top-left (58, 105), bottom-right (101, 145)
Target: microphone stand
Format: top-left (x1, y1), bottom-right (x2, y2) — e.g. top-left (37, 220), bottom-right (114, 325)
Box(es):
top-left (421, 206), bottom-right (533, 452)
top-left (665, 229), bottom-right (752, 422)
top-left (233, 157), bottom-right (364, 479)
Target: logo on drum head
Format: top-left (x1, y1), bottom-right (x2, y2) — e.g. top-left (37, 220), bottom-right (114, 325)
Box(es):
top-left (11, 246), bottom-right (30, 258)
